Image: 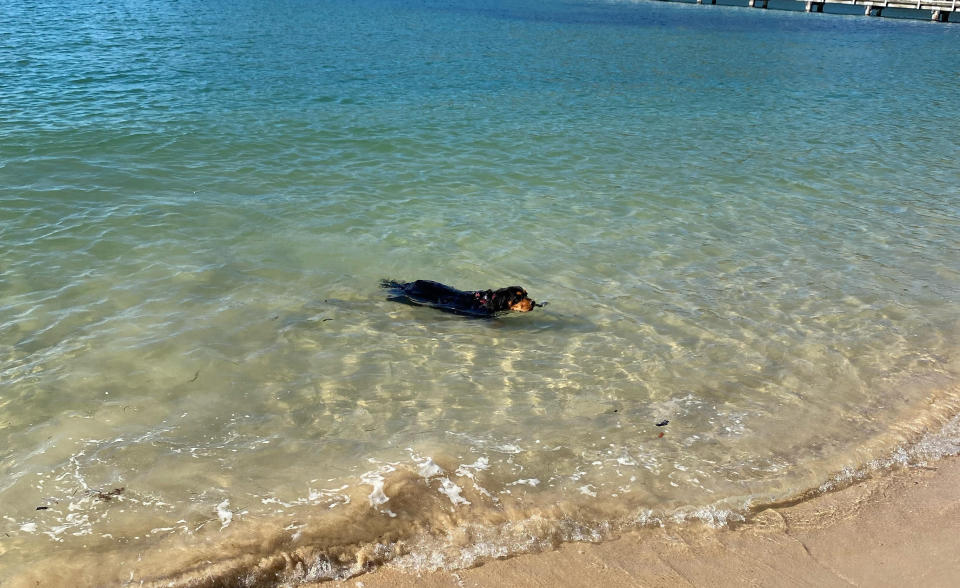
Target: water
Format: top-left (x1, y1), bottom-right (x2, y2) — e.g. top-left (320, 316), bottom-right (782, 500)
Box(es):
top-left (2, 0), bottom-right (959, 584)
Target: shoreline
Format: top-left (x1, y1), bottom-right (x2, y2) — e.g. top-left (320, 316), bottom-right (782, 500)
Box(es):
top-left (337, 453), bottom-right (960, 587)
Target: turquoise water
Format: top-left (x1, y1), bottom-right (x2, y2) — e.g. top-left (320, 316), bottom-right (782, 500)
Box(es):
top-left (2, 0), bottom-right (959, 584)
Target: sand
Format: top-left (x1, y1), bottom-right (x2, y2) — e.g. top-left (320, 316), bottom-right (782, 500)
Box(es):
top-left (334, 455), bottom-right (960, 587)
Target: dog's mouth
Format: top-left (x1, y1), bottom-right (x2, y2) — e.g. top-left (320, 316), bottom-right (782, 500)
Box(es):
top-left (510, 299), bottom-right (544, 312)
top-left (509, 300), bottom-right (533, 312)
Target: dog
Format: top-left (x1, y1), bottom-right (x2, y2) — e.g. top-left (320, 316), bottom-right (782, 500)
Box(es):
top-left (380, 279), bottom-right (542, 317)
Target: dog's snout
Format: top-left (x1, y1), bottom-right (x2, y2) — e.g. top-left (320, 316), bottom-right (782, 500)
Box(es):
top-left (511, 298), bottom-right (535, 312)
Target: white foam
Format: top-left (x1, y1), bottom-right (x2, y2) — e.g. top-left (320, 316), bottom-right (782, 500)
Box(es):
top-left (455, 457), bottom-right (490, 475)
top-left (261, 496), bottom-right (296, 508)
top-left (360, 464), bottom-right (397, 516)
top-left (455, 457), bottom-right (494, 499)
top-left (407, 452), bottom-right (471, 506)
top-left (365, 476), bottom-right (389, 507)
top-left (308, 484), bottom-right (350, 503)
top-left (671, 505), bottom-right (744, 528)
top-left (438, 478), bottom-right (470, 506)
top-left (635, 509), bottom-right (664, 527)
top-left (216, 500), bottom-right (232, 529)
top-left (413, 455), bottom-right (444, 479)
top-left (493, 443), bottom-right (523, 454)
top-left (819, 412), bottom-right (960, 494)
top-left (507, 478), bottom-right (540, 487)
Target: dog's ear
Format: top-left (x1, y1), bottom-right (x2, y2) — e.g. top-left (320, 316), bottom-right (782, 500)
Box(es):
top-left (487, 288), bottom-right (510, 312)
top-left (490, 287), bottom-right (527, 311)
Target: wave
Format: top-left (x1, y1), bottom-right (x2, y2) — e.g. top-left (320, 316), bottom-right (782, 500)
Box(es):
top-left (8, 390), bottom-right (959, 588)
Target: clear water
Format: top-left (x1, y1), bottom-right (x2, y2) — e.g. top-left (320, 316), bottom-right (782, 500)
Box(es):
top-left (2, 0), bottom-right (959, 584)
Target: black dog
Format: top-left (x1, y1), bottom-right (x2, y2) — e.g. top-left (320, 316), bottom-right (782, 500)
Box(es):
top-left (380, 279), bottom-right (542, 317)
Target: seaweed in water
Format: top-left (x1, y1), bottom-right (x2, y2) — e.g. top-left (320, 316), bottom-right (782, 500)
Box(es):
top-left (93, 487), bottom-right (125, 502)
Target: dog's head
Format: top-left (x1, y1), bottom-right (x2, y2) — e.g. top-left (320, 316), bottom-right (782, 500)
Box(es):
top-left (491, 287), bottom-right (535, 312)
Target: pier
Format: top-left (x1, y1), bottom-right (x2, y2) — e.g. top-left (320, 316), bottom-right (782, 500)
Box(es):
top-left (689, 0), bottom-right (956, 21)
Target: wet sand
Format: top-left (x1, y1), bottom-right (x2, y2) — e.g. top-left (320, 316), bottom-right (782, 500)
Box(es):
top-left (338, 455), bottom-right (960, 587)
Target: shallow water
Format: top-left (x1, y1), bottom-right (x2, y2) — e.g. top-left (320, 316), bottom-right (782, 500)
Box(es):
top-left (2, 0), bottom-right (959, 584)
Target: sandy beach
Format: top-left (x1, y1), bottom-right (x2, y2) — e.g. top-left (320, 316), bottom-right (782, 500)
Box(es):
top-left (339, 455), bottom-right (960, 587)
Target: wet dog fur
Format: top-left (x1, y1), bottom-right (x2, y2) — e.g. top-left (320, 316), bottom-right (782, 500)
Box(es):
top-left (380, 279), bottom-right (538, 317)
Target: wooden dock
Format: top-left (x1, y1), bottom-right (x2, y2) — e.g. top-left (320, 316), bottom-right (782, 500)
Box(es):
top-left (691, 0), bottom-right (957, 21)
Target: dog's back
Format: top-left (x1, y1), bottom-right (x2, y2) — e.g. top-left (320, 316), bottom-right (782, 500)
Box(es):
top-left (380, 279), bottom-right (475, 311)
